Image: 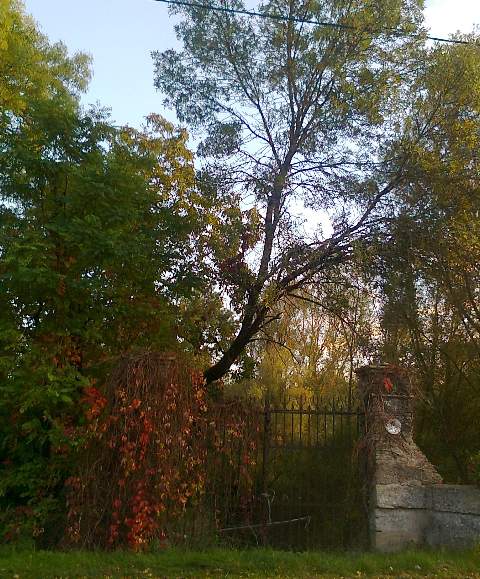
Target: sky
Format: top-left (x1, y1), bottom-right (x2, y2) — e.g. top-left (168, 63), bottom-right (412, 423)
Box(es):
top-left (23, 0), bottom-right (480, 129)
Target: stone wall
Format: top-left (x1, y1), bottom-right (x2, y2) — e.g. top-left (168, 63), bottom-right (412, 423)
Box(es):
top-left (357, 365), bottom-right (480, 552)
top-left (374, 483), bottom-right (480, 552)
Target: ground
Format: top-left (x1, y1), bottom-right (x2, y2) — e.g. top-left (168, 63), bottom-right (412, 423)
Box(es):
top-left (0, 547), bottom-right (480, 578)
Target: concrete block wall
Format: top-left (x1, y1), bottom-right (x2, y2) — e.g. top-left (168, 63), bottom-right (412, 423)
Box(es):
top-left (372, 483), bottom-right (480, 552)
top-left (427, 485), bottom-right (480, 548)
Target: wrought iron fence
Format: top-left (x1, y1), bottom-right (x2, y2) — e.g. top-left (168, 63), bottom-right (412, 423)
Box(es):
top-left (172, 395), bottom-right (367, 550)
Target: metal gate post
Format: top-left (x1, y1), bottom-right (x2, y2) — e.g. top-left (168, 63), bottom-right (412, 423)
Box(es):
top-left (261, 396), bottom-right (271, 545)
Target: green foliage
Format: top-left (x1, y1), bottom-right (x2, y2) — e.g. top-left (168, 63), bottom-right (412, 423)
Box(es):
top-left (0, 0), bottom-right (236, 543)
top-left (0, 0), bottom-right (90, 120)
top-left (369, 37), bottom-right (480, 484)
top-left (472, 452), bottom-right (480, 487)
top-left (242, 275), bottom-right (374, 400)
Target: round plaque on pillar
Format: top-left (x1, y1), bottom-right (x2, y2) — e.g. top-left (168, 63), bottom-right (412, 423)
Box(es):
top-left (385, 418), bottom-right (402, 435)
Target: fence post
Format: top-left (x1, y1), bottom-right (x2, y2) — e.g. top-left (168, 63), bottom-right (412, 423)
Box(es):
top-left (355, 364), bottom-right (443, 552)
top-left (261, 397), bottom-right (271, 492)
top-left (261, 396), bottom-right (271, 545)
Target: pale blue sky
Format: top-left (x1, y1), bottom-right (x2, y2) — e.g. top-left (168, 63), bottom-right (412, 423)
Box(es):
top-left (23, 0), bottom-right (480, 129)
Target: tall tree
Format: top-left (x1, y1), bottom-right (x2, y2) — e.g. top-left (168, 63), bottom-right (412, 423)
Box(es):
top-left (153, 0), bottom-right (428, 383)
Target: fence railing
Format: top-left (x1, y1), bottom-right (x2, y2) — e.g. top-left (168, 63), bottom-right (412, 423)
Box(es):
top-left (173, 395), bottom-right (367, 550)
top-left (264, 395), bottom-right (364, 449)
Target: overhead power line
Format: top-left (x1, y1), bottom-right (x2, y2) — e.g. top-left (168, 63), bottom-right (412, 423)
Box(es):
top-left (153, 0), bottom-right (476, 46)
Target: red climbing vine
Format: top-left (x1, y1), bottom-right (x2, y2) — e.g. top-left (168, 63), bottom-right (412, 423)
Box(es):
top-left (66, 352), bottom-right (208, 550)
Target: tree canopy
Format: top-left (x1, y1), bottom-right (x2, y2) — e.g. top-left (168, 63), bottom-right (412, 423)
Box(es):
top-left (153, 0), bottom-right (436, 383)
top-left (0, 0), bottom-right (236, 537)
top-left (368, 38), bottom-right (480, 482)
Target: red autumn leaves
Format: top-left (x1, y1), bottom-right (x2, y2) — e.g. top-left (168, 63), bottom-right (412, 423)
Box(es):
top-left (66, 356), bottom-right (208, 550)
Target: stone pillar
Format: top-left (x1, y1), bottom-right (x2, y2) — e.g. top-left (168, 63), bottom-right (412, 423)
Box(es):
top-left (356, 365), bottom-right (442, 488)
top-left (356, 364), bottom-right (442, 552)
top-left (356, 364), bottom-right (480, 552)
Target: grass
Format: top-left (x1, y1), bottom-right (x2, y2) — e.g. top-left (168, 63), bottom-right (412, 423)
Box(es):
top-left (0, 547), bottom-right (479, 578)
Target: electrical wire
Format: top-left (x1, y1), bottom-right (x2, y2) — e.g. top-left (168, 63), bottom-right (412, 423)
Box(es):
top-left (153, 0), bottom-right (476, 46)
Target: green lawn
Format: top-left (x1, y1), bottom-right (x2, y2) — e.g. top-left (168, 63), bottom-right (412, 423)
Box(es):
top-left (0, 547), bottom-right (479, 578)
